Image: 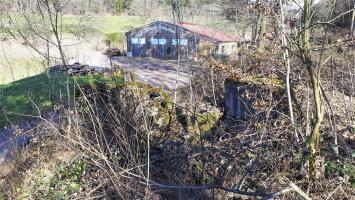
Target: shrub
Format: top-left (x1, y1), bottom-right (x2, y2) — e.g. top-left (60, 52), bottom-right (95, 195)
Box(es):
top-left (104, 32), bottom-right (125, 48)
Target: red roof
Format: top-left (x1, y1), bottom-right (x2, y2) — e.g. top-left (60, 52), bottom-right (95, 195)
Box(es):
top-left (179, 22), bottom-right (238, 42)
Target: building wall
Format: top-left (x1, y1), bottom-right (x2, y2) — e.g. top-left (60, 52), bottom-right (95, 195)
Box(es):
top-left (126, 21), bottom-right (238, 60)
top-left (126, 22), bottom-right (205, 60)
top-left (216, 42), bottom-right (239, 55)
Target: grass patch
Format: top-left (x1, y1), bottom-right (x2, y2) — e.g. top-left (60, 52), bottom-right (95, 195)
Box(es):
top-left (63, 15), bottom-right (143, 35)
top-left (0, 134), bottom-right (83, 199)
top-left (0, 72), bottom-right (124, 128)
top-left (0, 58), bottom-right (45, 85)
top-left (14, 160), bottom-right (88, 199)
top-left (64, 15), bottom-right (143, 48)
top-left (104, 32), bottom-right (126, 47)
top-left (0, 15), bottom-right (143, 85)
top-left (2, 15), bottom-right (143, 37)
top-left (90, 15), bottom-right (143, 34)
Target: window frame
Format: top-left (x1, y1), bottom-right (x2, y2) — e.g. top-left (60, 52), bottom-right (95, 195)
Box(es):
top-left (139, 38), bottom-right (146, 44)
top-left (172, 38), bottom-right (188, 46)
top-left (151, 38), bottom-right (159, 45)
top-left (221, 46), bottom-right (225, 54)
top-left (172, 39), bottom-right (178, 45)
top-left (158, 39), bottom-right (166, 45)
top-left (179, 39), bottom-right (188, 46)
top-left (131, 38), bottom-right (139, 44)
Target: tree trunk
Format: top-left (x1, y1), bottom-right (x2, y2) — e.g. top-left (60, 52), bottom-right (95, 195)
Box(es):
top-left (252, 1), bottom-right (260, 43)
top-left (301, 0), bottom-right (324, 182)
top-left (350, 3), bottom-right (355, 37)
top-left (279, 0), bottom-right (298, 141)
top-left (55, 33), bottom-right (67, 65)
top-left (257, 15), bottom-right (266, 50)
top-left (44, 0), bottom-right (66, 66)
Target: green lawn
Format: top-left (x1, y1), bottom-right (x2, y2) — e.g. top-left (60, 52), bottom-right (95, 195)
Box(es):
top-left (0, 59), bottom-right (44, 85)
top-left (63, 15), bottom-right (144, 34)
top-left (0, 15), bottom-right (136, 127)
top-left (91, 15), bottom-right (144, 34)
top-left (63, 15), bottom-right (144, 47)
top-left (0, 15), bottom-right (143, 85)
top-left (0, 72), bottom-right (124, 128)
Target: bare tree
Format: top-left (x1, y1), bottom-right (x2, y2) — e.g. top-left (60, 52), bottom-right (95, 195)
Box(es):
top-left (2, 0), bottom-right (71, 67)
top-left (278, 0), bottom-right (298, 141)
top-left (39, 0), bottom-right (67, 65)
top-left (299, 0), bottom-right (325, 182)
top-left (298, 0), bottom-right (344, 182)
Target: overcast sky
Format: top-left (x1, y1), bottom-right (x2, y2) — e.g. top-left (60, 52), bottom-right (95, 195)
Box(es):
top-left (289, 0), bottom-right (322, 8)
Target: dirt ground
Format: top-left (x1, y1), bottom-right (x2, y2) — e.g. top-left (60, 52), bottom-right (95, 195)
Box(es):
top-left (113, 56), bottom-right (191, 90)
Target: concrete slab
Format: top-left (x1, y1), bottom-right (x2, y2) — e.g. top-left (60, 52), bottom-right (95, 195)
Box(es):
top-left (112, 57), bottom-right (190, 91)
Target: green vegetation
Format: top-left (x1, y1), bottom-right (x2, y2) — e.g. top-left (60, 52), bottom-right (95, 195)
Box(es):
top-left (0, 72), bottom-right (124, 128)
top-left (0, 59), bottom-right (44, 85)
top-left (83, 15), bottom-right (141, 48)
top-left (66, 15), bottom-right (142, 48)
top-left (90, 15), bottom-right (143, 42)
top-left (104, 32), bottom-right (126, 47)
top-left (0, 15), bottom-right (142, 85)
top-left (114, 0), bottom-right (134, 13)
top-left (0, 15), bottom-right (136, 127)
top-left (195, 111), bottom-right (221, 132)
top-left (165, 0), bottom-right (191, 7)
top-left (63, 15), bottom-right (143, 35)
top-left (326, 160), bottom-right (355, 187)
top-left (1, 14), bottom-right (143, 36)
top-left (15, 160), bottom-right (88, 199)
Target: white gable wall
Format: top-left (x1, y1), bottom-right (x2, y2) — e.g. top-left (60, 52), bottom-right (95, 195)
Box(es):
top-left (216, 42), bottom-right (238, 55)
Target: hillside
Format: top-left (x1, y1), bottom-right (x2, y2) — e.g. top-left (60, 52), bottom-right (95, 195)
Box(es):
top-left (0, 0), bottom-right (354, 199)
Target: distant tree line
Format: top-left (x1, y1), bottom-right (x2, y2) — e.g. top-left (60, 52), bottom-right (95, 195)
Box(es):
top-left (0, 0), bottom-right (135, 15)
top-left (114, 0), bottom-right (134, 13)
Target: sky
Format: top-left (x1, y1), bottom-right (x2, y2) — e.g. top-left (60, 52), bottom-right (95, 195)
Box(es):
top-left (289, 0), bottom-right (322, 8)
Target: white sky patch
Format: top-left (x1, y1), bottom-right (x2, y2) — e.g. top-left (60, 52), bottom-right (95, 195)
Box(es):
top-left (288, 0), bottom-right (322, 10)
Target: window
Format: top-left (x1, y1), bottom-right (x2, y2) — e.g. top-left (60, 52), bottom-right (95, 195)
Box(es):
top-left (172, 39), bottom-right (188, 46)
top-left (132, 38), bottom-right (145, 45)
top-left (172, 39), bottom-right (178, 45)
top-left (179, 39), bottom-right (188, 46)
top-left (132, 38), bottom-right (139, 44)
top-left (151, 39), bottom-right (159, 45)
top-left (139, 38), bottom-right (146, 44)
top-left (159, 39), bottom-right (166, 45)
top-left (151, 38), bottom-right (166, 45)
top-left (221, 46), bottom-right (225, 54)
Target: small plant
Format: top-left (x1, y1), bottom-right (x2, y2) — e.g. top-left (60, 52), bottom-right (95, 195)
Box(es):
top-left (325, 160), bottom-right (355, 187)
top-left (104, 32), bottom-right (125, 48)
top-left (44, 160), bottom-right (88, 199)
top-left (12, 160), bottom-right (88, 199)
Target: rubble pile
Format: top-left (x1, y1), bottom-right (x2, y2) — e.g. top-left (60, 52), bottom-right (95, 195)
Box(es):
top-left (103, 48), bottom-right (127, 57)
top-left (50, 62), bottom-right (110, 76)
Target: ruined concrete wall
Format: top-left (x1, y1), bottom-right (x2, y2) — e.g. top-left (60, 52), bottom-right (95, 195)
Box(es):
top-left (216, 42), bottom-right (238, 55)
top-left (224, 76), bottom-right (287, 123)
top-left (224, 78), bottom-right (256, 121)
